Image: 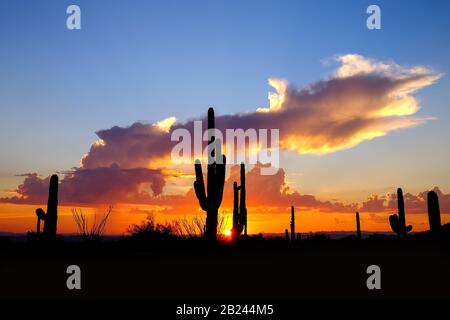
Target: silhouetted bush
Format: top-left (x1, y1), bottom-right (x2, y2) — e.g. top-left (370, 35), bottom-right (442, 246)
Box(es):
top-left (128, 214), bottom-right (176, 242)
top-left (304, 233), bottom-right (330, 242)
top-left (72, 206), bottom-right (112, 242)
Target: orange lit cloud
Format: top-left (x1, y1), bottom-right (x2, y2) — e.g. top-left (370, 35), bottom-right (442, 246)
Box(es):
top-left (79, 54), bottom-right (441, 171)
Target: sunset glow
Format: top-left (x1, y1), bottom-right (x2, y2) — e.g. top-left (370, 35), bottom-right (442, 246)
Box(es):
top-left (1, 1), bottom-right (449, 239)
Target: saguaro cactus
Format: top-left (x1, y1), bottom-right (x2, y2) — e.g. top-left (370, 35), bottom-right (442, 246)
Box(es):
top-left (193, 108), bottom-right (226, 240)
top-left (35, 174), bottom-right (59, 239)
top-left (389, 188), bottom-right (412, 239)
top-left (232, 163), bottom-right (247, 239)
top-left (285, 206), bottom-right (298, 243)
top-left (356, 211), bottom-right (361, 240)
top-left (427, 190), bottom-right (441, 236)
top-left (290, 206), bottom-right (295, 243)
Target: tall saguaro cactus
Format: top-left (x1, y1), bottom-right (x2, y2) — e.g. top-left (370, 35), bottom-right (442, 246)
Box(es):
top-left (389, 188), bottom-right (412, 239)
top-left (356, 211), bottom-right (361, 240)
top-left (232, 163), bottom-right (247, 239)
top-left (427, 190), bottom-right (441, 236)
top-left (290, 206), bottom-right (295, 243)
top-left (35, 174), bottom-right (59, 239)
top-left (194, 108), bottom-right (226, 240)
top-left (285, 206), bottom-right (298, 243)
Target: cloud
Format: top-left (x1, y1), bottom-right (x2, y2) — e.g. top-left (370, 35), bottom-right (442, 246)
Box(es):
top-left (157, 163), bottom-right (358, 214)
top-left (361, 195), bottom-right (387, 212)
top-left (221, 163), bottom-right (358, 212)
top-left (81, 122), bottom-right (173, 169)
top-left (79, 54), bottom-right (441, 172)
top-left (361, 187), bottom-right (450, 214)
top-left (3, 164), bottom-right (450, 217)
top-left (2, 165), bottom-right (166, 205)
top-left (0, 162), bottom-right (357, 213)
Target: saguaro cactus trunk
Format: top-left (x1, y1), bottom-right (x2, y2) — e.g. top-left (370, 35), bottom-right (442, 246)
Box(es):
top-left (232, 163), bottom-right (247, 239)
top-left (356, 211), bottom-right (361, 240)
top-left (389, 188), bottom-right (412, 239)
top-left (35, 174), bottom-right (59, 239)
top-left (193, 108), bottom-right (226, 241)
top-left (427, 190), bottom-right (441, 236)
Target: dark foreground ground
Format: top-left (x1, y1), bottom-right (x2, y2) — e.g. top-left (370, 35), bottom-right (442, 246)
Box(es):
top-left (1, 236), bottom-right (450, 301)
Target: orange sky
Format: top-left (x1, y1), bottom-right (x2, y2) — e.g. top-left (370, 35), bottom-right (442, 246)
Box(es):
top-left (1, 202), bottom-right (449, 235)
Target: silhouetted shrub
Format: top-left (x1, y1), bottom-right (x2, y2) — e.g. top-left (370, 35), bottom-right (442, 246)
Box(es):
top-left (172, 213), bottom-right (230, 239)
top-left (304, 233), bottom-right (330, 242)
top-left (72, 206), bottom-right (112, 242)
top-left (128, 214), bottom-right (176, 242)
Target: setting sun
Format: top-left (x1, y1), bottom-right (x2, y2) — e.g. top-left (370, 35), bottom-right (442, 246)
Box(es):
top-left (224, 230), bottom-right (232, 237)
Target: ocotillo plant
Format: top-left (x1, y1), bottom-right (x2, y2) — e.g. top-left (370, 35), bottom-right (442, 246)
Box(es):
top-left (356, 211), bottom-right (361, 240)
top-left (35, 174), bottom-right (59, 239)
top-left (232, 163), bottom-right (247, 239)
top-left (290, 206), bottom-right (295, 243)
top-left (389, 188), bottom-right (412, 239)
top-left (193, 107), bottom-right (226, 240)
top-left (427, 190), bottom-right (441, 236)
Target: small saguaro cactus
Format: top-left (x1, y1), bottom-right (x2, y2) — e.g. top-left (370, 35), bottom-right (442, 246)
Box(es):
top-left (389, 188), bottom-right (412, 239)
top-left (285, 229), bottom-right (289, 242)
top-left (193, 107), bottom-right (226, 241)
top-left (427, 190), bottom-right (441, 236)
top-left (356, 211), bottom-right (362, 240)
top-left (231, 163), bottom-right (248, 239)
top-left (35, 174), bottom-right (59, 239)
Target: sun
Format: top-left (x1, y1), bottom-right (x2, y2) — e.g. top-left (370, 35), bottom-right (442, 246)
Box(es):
top-left (224, 229), bottom-right (231, 237)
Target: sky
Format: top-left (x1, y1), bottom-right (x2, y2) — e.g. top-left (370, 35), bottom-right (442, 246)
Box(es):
top-left (1, 0), bottom-right (450, 235)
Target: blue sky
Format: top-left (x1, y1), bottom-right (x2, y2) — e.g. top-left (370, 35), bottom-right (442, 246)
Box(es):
top-left (1, 0), bottom-right (450, 200)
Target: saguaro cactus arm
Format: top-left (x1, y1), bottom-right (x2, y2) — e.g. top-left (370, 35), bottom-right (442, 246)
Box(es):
top-left (214, 154), bottom-right (226, 206)
top-left (389, 214), bottom-right (413, 233)
top-left (239, 163), bottom-right (247, 235)
top-left (389, 188), bottom-right (412, 238)
top-left (36, 208), bottom-right (46, 220)
top-left (193, 161), bottom-right (208, 211)
top-left (35, 208), bottom-right (46, 234)
top-left (232, 163), bottom-right (247, 239)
